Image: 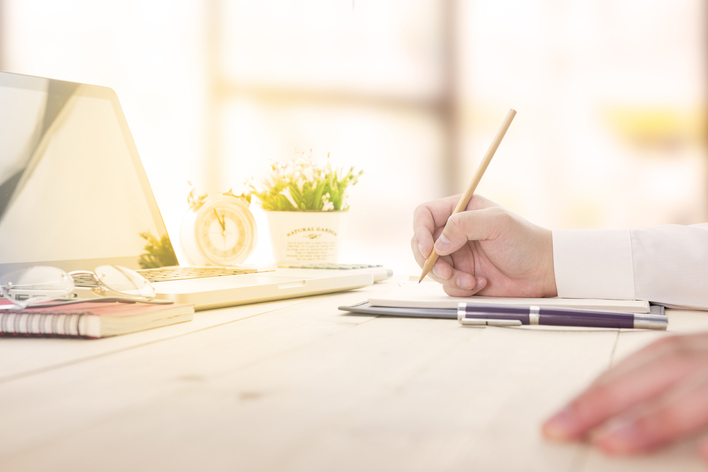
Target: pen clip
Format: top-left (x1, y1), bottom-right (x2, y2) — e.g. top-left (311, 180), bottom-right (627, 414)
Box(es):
top-left (459, 318), bottom-right (522, 327)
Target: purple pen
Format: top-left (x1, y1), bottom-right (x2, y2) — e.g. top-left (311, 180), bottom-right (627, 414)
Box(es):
top-left (457, 303), bottom-right (667, 330)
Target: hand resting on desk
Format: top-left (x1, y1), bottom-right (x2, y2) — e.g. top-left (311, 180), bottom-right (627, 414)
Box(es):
top-left (544, 332), bottom-right (708, 460)
top-left (412, 193), bottom-right (708, 462)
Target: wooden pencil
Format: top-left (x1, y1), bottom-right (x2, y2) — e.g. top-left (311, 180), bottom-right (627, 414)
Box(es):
top-left (418, 108), bottom-right (517, 283)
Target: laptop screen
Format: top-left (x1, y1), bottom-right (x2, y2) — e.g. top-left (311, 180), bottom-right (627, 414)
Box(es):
top-left (0, 71), bottom-right (176, 275)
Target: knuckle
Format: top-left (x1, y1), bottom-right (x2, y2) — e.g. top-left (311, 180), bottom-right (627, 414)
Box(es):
top-left (573, 386), bottom-right (618, 420)
top-left (413, 202), bottom-right (432, 218)
top-left (448, 211), bottom-right (476, 233)
top-left (481, 207), bottom-right (513, 239)
top-left (491, 206), bottom-right (513, 225)
top-left (447, 213), bottom-right (465, 234)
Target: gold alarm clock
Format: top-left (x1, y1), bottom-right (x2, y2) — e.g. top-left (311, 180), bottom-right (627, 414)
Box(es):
top-left (180, 188), bottom-right (257, 266)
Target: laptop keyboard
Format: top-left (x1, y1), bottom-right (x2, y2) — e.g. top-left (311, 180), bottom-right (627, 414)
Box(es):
top-left (278, 263), bottom-right (383, 270)
top-left (137, 267), bottom-right (260, 283)
top-left (71, 264), bottom-right (383, 287)
top-left (71, 267), bottom-right (261, 286)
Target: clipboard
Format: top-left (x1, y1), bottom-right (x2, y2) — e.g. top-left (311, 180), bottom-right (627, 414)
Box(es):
top-left (338, 301), bottom-right (665, 321)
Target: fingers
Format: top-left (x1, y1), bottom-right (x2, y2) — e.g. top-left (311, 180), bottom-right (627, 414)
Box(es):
top-left (410, 233), bottom-right (443, 271)
top-left (428, 255), bottom-right (484, 293)
top-left (412, 195), bottom-right (456, 234)
top-left (430, 258), bottom-right (486, 295)
top-left (427, 256), bottom-right (487, 295)
top-left (410, 234), bottom-right (430, 267)
top-left (409, 236), bottom-right (487, 293)
top-left (412, 195), bottom-right (500, 258)
top-left (412, 221), bottom-right (435, 263)
top-left (412, 196), bottom-right (460, 259)
top-left (592, 333), bottom-right (708, 387)
top-left (543, 334), bottom-right (708, 456)
top-left (593, 371), bottom-right (708, 454)
top-left (543, 350), bottom-right (704, 440)
top-left (434, 207), bottom-right (510, 256)
top-left (442, 276), bottom-right (487, 296)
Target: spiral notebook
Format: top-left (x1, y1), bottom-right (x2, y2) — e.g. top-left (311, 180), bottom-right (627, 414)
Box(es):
top-left (0, 299), bottom-right (194, 338)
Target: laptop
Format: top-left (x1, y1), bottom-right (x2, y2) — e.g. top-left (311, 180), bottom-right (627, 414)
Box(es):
top-left (0, 71), bottom-right (391, 310)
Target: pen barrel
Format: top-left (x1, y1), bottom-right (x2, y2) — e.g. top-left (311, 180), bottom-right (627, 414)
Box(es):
top-left (537, 313), bottom-right (634, 329)
top-left (458, 303), bottom-right (667, 330)
top-left (458, 304), bottom-right (531, 324)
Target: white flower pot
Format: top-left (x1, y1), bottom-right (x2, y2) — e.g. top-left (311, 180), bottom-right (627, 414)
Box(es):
top-left (265, 211), bottom-right (347, 264)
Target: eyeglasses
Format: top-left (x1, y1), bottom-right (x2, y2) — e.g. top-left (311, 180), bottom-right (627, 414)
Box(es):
top-left (0, 265), bottom-right (171, 310)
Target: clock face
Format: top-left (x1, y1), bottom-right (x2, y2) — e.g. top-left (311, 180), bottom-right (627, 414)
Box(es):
top-left (193, 200), bottom-right (256, 265)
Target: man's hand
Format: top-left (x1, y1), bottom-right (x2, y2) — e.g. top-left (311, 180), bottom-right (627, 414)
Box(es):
top-left (544, 332), bottom-right (708, 461)
top-left (411, 194), bottom-right (557, 298)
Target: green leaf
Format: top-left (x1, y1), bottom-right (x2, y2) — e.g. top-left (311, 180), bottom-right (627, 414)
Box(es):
top-left (249, 154), bottom-right (362, 211)
top-left (138, 231), bottom-right (179, 269)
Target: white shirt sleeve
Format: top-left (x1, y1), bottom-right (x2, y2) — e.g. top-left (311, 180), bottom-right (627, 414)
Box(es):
top-left (552, 224), bottom-right (708, 309)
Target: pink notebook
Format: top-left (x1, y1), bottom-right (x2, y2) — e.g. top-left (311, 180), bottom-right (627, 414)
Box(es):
top-left (0, 299), bottom-right (194, 338)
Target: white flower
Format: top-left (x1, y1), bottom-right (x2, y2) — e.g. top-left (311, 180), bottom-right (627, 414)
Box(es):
top-left (280, 186), bottom-right (298, 209)
top-left (322, 192), bottom-right (334, 211)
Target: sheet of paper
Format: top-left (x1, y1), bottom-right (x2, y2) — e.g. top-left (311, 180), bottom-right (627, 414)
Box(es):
top-left (369, 281), bottom-right (651, 313)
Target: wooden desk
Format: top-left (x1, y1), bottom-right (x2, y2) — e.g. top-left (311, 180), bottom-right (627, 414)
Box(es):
top-left (1, 278), bottom-right (706, 471)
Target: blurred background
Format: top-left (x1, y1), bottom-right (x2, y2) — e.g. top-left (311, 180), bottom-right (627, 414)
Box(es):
top-left (1, 0), bottom-right (705, 275)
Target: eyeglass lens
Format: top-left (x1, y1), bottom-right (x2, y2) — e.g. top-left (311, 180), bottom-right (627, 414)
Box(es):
top-left (0, 266), bottom-right (74, 304)
top-left (94, 265), bottom-right (155, 299)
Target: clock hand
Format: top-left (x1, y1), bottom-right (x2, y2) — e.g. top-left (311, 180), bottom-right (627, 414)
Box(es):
top-left (213, 209), bottom-right (226, 231)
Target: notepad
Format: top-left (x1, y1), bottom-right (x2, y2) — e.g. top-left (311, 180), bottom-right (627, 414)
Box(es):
top-left (0, 300), bottom-right (194, 338)
top-left (369, 282), bottom-right (651, 314)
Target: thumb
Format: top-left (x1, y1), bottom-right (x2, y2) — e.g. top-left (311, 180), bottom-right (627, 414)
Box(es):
top-left (433, 207), bottom-right (507, 256)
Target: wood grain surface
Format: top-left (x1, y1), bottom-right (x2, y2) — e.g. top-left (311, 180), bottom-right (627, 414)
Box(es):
top-left (0, 278), bottom-right (705, 471)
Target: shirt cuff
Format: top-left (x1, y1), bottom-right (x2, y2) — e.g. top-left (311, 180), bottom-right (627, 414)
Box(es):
top-left (552, 229), bottom-right (635, 300)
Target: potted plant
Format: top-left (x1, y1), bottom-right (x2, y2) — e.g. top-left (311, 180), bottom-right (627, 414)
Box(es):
top-left (249, 151), bottom-right (362, 264)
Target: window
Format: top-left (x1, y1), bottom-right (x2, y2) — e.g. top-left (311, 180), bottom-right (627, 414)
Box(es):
top-left (2, 0), bottom-right (705, 272)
